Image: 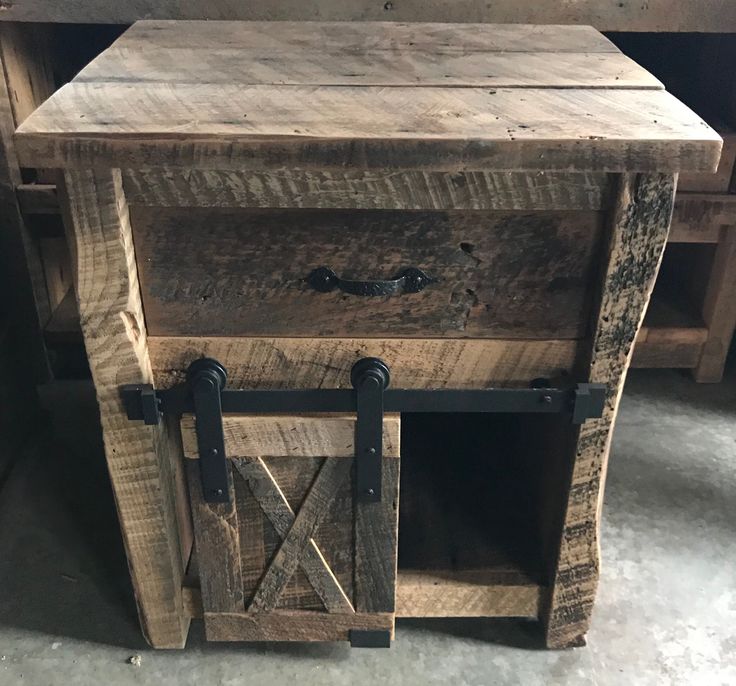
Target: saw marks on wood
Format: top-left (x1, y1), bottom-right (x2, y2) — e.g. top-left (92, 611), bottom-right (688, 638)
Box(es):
top-left (14, 22), bottom-right (720, 172)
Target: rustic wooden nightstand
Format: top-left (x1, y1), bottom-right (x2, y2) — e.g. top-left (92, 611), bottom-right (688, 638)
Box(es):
top-left (14, 21), bottom-right (720, 650)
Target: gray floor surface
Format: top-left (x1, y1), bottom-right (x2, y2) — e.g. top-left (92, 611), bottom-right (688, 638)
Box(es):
top-left (0, 360), bottom-right (734, 686)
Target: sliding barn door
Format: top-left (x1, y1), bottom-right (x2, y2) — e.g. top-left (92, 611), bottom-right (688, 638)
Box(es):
top-left (183, 414), bottom-right (400, 643)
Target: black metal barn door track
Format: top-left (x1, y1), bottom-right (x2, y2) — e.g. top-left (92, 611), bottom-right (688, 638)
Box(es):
top-left (122, 357), bottom-right (606, 505)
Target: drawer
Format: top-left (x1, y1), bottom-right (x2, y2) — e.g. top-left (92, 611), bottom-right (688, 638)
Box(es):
top-left (182, 413), bottom-right (400, 642)
top-left (132, 207), bottom-right (605, 339)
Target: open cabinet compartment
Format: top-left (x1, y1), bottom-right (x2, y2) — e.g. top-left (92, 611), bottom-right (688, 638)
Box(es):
top-left (396, 412), bottom-right (576, 620)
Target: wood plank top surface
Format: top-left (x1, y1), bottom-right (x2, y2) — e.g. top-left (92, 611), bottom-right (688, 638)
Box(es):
top-left (117, 21), bottom-right (623, 53)
top-left (15, 21), bottom-right (721, 172)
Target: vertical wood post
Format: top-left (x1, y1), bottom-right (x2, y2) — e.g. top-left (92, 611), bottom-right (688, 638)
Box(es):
top-left (544, 173), bottom-right (677, 648)
top-left (694, 226), bottom-right (736, 382)
top-left (0, 23), bottom-right (55, 383)
top-left (62, 168), bottom-right (190, 648)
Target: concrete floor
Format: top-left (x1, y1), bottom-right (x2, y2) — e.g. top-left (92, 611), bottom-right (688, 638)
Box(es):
top-left (0, 359), bottom-right (734, 686)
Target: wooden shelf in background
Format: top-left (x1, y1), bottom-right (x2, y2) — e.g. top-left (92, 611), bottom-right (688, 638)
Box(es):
top-left (633, 289), bottom-right (708, 368)
top-left (678, 125), bottom-right (736, 194)
top-left (670, 193), bottom-right (736, 243)
top-left (43, 288), bottom-right (81, 344)
top-left (16, 182), bottom-right (59, 215)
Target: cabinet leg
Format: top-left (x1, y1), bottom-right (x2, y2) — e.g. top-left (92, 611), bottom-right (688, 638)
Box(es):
top-left (62, 169), bottom-right (190, 648)
top-left (543, 174), bottom-right (676, 648)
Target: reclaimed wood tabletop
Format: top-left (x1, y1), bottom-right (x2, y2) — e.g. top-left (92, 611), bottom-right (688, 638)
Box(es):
top-left (14, 21), bottom-right (721, 172)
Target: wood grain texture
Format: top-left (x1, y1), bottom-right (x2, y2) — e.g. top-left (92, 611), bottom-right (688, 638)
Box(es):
top-left (396, 570), bottom-right (542, 618)
top-left (354, 458), bottom-right (400, 613)
top-left (16, 84), bottom-right (721, 173)
top-left (12, 21), bottom-right (719, 174)
top-left (669, 193), bottom-right (736, 243)
top-left (204, 610), bottom-right (393, 642)
top-left (246, 457), bottom-right (352, 613)
top-left (78, 47), bottom-right (661, 89)
top-left (132, 207), bottom-right (604, 339)
top-left (3, 4), bottom-right (736, 32)
top-left (181, 585), bottom-right (203, 619)
top-left (253, 459), bottom-right (327, 611)
top-left (0, 22), bottom-right (54, 126)
top-left (263, 457), bottom-right (354, 611)
top-left (234, 459), bottom-right (324, 611)
top-left (544, 173), bottom-right (676, 649)
top-left (122, 169), bottom-right (611, 211)
top-left (679, 129), bottom-right (736, 193)
top-left (231, 467), bottom-right (268, 607)
top-left (232, 461), bottom-right (332, 612)
top-left (166, 411), bottom-right (194, 577)
top-left (60, 169), bottom-right (189, 648)
top-left (636, 325), bottom-right (708, 346)
top-left (113, 21), bottom-right (620, 53)
top-left (232, 457), bottom-right (354, 613)
top-left (74, 20), bottom-right (647, 93)
top-left (185, 460), bottom-right (244, 614)
top-left (631, 340), bottom-right (704, 368)
top-left (181, 414), bottom-right (401, 459)
top-left (184, 572), bottom-right (543, 619)
top-left (0, 23), bottom-right (53, 382)
top-left (149, 336), bottom-right (583, 390)
top-left (695, 227), bottom-right (736, 382)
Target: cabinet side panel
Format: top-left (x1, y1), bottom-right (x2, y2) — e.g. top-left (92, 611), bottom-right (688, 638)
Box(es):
top-left (544, 173), bottom-right (676, 648)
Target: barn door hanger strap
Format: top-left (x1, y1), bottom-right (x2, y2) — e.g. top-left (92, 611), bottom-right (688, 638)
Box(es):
top-left (121, 358), bottom-right (606, 504)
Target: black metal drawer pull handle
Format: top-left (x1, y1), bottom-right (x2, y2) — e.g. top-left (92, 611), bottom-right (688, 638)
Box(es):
top-left (305, 266), bottom-right (437, 296)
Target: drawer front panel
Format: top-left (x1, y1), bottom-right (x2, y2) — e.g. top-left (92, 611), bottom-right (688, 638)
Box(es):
top-left (132, 207), bottom-right (604, 339)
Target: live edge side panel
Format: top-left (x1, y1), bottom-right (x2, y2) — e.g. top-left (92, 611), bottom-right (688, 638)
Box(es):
top-left (543, 173), bottom-right (676, 648)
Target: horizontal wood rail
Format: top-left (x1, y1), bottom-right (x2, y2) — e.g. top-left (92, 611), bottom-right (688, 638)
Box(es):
top-left (2, 2), bottom-right (736, 31)
top-left (16, 182), bottom-right (58, 214)
top-left (18, 184), bottom-right (736, 236)
top-left (181, 570), bottom-right (543, 621)
top-left (669, 193), bottom-right (736, 243)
